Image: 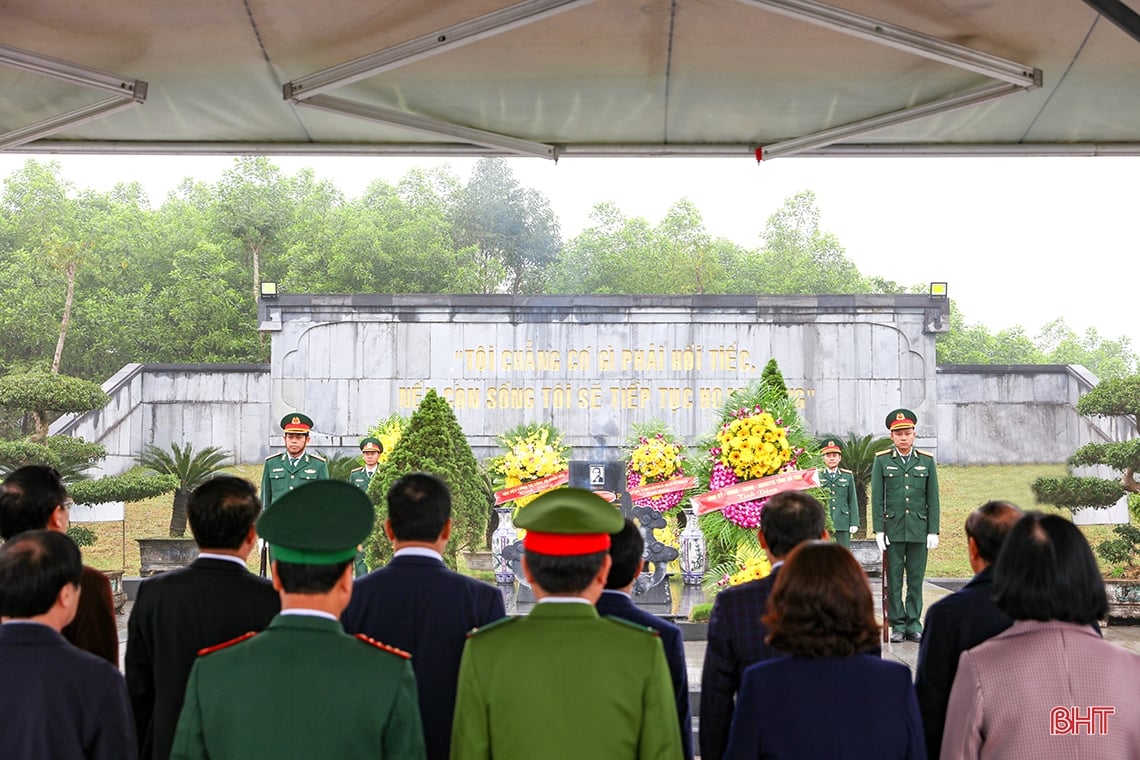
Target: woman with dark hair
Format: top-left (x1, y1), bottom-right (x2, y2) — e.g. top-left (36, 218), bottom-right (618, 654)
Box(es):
top-left (940, 512), bottom-right (1140, 760)
top-left (723, 541), bottom-right (925, 759)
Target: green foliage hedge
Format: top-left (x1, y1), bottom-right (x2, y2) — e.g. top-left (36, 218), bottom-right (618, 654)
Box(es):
top-left (69, 473), bottom-right (178, 505)
top-left (0, 371), bottom-right (108, 412)
top-left (1031, 476), bottom-right (1124, 510)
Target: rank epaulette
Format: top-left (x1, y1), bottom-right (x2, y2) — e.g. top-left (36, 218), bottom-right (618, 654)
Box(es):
top-left (875, 449), bottom-right (891, 456)
top-left (308, 453), bottom-right (327, 462)
top-left (604, 616), bottom-right (660, 636)
top-left (350, 466), bottom-right (364, 473)
top-left (840, 468), bottom-right (854, 474)
top-left (265, 453), bottom-right (284, 461)
top-left (466, 615), bottom-right (520, 638)
top-left (915, 449), bottom-right (935, 459)
top-left (355, 633), bottom-right (411, 658)
top-left (198, 631), bottom-right (256, 656)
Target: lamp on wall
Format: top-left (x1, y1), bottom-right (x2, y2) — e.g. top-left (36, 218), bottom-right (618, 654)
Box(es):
top-left (929, 282), bottom-right (947, 299)
top-left (260, 281), bottom-right (278, 299)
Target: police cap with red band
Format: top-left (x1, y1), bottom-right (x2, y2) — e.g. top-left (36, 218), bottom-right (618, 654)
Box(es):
top-left (514, 487), bottom-right (624, 556)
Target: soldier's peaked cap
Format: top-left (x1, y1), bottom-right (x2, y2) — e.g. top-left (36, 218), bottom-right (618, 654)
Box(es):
top-left (514, 487), bottom-right (623, 556)
top-left (359, 436), bottom-right (383, 452)
top-left (886, 408), bottom-right (917, 431)
top-left (821, 440), bottom-right (842, 454)
top-left (281, 413), bottom-right (314, 433)
top-left (257, 480), bottom-right (374, 565)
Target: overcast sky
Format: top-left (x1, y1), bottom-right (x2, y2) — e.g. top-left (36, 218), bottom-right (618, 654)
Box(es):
top-left (2, 152), bottom-right (1136, 350)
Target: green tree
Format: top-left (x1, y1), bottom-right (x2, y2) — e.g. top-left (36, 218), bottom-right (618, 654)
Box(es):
top-left (936, 302), bottom-right (1043, 365)
top-left (0, 371), bottom-right (108, 442)
top-left (451, 157), bottom-right (561, 294)
top-left (1036, 318), bottom-right (1138, 380)
top-left (363, 389), bottom-right (486, 569)
top-left (137, 443), bottom-right (232, 536)
top-left (215, 156), bottom-right (293, 305)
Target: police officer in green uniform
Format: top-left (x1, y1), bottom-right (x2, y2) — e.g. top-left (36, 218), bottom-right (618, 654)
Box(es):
top-left (170, 480), bottom-right (425, 759)
top-left (260, 413), bottom-right (330, 510)
top-left (819, 439), bottom-right (859, 547)
top-left (348, 437), bottom-right (383, 492)
top-left (870, 409), bottom-right (940, 644)
top-left (346, 436), bottom-right (383, 577)
top-left (450, 487), bottom-right (682, 760)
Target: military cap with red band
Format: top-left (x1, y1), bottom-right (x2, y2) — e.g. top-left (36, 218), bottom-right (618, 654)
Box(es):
top-left (514, 486), bottom-right (624, 556)
top-left (280, 413), bottom-right (314, 434)
top-left (821, 439), bottom-right (842, 454)
top-left (885, 408), bottom-right (917, 431)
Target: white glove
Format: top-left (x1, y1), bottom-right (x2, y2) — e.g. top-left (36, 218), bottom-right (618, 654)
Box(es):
top-left (875, 532), bottom-right (889, 553)
top-left (849, 525), bottom-right (858, 535)
top-left (927, 534), bottom-right (940, 550)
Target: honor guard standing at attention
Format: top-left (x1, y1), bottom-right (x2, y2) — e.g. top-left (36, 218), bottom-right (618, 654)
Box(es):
top-left (170, 480), bottom-right (425, 760)
top-left (450, 487), bottom-right (682, 760)
top-left (871, 409), bottom-right (940, 644)
top-left (260, 413), bottom-right (329, 510)
top-left (347, 437), bottom-right (384, 577)
top-left (820, 440), bottom-right (859, 547)
top-left (348, 437), bottom-right (383, 492)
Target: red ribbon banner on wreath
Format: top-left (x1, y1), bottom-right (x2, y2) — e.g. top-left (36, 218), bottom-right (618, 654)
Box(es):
top-left (692, 469), bottom-right (821, 516)
top-left (493, 470), bottom-right (570, 505)
top-left (628, 475), bottom-right (698, 501)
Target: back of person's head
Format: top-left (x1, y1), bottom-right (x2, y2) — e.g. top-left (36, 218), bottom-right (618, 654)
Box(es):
top-left (760, 491), bottom-right (826, 558)
top-left (188, 476), bottom-right (261, 550)
top-left (0, 465), bottom-right (68, 539)
top-left (0, 529), bottom-right (82, 618)
top-left (605, 518), bottom-right (644, 590)
top-left (764, 541), bottom-right (880, 657)
top-left (274, 559), bottom-right (353, 594)
top-left (992, 511), bottom-right (1108, 624)
top-left (965, 500), bottom-right (1023, 563)
top-left (524, 550), bottom-right (609, 595)
top-left (387, 472), bottom-right (451, 542)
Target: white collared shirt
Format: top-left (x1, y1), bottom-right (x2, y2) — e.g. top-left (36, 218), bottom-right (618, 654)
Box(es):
top-left (279, 609), bottom-right (337, 621)
top-left (393, 547), bottom-right (444, 562)
top-left (196, 552), bottom-right (248, 568)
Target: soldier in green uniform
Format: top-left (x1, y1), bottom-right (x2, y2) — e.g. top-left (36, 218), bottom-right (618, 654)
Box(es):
top-left (348, 437), bottom-right (383, 492)
top-left (450, 487), bottom-right (682, 760)
top-left (260, 413), bottom-right (330, 510)
top-left (170, 480), bottom-right (425, 760)
top-left (346, 436), bottom-right (383, 577)
top-left (870, 409), bottom-right (940, 644)
top-left (820, 439), bottom-right (858, 547)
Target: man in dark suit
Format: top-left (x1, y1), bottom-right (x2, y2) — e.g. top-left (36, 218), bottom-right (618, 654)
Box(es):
top-left (596, 518), bottom-right (692, 760)
top-left (914, 500), bottom-right (1021, 757)
top-left (699, 490), bottom-right (827, 760)
top-left (0, 530), bottom-right (137, 760)
top-left (126, 476), bottom-right (280, 760)
top-left (341, 472), bottom-right (505, 760)
top-left (0, 464), bottom-right (118, 666)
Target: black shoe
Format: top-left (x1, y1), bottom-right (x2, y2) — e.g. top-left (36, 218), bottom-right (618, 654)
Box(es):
top-left (905, 631), bottom-right (922, 643)
top-left (889, 631), bottom-right (904, 643)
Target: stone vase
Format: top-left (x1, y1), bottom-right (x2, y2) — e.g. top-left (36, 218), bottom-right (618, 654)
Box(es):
top-left (491, 506), bottom-right (518, 584)
top-left (678, 506), bottom-right (707, 585)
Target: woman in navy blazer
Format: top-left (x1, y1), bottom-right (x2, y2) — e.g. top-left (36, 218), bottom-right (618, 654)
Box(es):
top-left (724, 541), bottom-right (926, 760)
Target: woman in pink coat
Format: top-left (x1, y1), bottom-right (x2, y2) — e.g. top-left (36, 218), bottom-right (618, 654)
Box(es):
top-left (941, 512), bottom-right (1140, 760)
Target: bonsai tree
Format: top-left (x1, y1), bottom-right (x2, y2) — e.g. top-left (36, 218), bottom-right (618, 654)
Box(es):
top-left (363, 389), bottom-right (486, 570)
top-left (0, 370), bottom-right (108, 442)
top-left (1033, 375), bottom-right (1140, 570)
top-left (137, 443), bottom-right (232, 537)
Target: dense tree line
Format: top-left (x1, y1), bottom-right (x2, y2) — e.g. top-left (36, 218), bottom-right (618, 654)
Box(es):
top-left (0, 156), bottom-right (1133, 402)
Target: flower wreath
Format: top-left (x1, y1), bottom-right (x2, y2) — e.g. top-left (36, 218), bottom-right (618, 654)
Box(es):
top-left (489, 423), bottom-right (569, 509)
top-left (626, 423), bottom-right (688, 513)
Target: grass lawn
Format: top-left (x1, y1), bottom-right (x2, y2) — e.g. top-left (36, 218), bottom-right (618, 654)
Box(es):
top-left (80, 462), bottom-right (1131, 579)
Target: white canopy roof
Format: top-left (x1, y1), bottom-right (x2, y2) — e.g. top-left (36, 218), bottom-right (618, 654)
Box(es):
top-left (3, 0), bottom-right (1140, 159)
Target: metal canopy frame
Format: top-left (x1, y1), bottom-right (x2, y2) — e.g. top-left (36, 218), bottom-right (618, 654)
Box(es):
top-left (283, 0), bottom-right (596, 158)
top-left (0, 43), bottom-right (147, 150)
top-left (280, 0), bottom-right (1042, 160)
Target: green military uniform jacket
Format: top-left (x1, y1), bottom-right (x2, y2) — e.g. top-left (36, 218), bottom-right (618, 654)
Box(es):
top-left (870, 447), bottom-right (940, 542)
top-left (821, 468), bottom-right (858, 531)
top-left (348, 466), bottom-right (377, 493)
top-left (260, 452), bottom-right (330, 509)
top-left (170, 613), bottom-right (424, 759)
top-left (450, 601), bottom-right (682, 760)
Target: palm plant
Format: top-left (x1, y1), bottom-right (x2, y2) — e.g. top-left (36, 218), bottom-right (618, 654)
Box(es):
top-left (819, 432), bottom-right (891, 538)
top-left (314, 450), bottom-right (360, 481)
top-left (137, 443), bottom-right (232, 537)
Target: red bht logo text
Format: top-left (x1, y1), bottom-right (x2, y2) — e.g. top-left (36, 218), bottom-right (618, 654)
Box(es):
top-left (1050, 706), bottom-right (1115, 736)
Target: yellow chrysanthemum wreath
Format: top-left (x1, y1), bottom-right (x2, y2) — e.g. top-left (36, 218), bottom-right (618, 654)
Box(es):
top-left (489, 423), bottom-right (569, 509)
